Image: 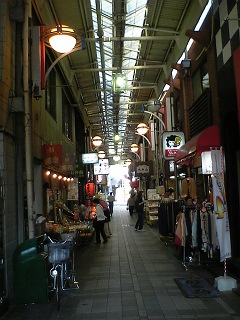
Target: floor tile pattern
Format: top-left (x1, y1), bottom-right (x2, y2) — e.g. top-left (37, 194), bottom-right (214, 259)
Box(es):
top-left (2, 205), bottom-right (240, 320)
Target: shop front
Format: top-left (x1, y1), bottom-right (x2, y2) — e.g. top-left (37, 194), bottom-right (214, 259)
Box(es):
top-left (174, 125), bottom-right (232, 267)
top-left (40, 145), bottom-right (94, 245)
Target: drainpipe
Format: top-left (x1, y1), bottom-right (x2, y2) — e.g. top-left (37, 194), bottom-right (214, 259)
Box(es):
top-left (15, 20), bottom-right (25, 243)
top-left (23, 0), bottom-right (35, 238)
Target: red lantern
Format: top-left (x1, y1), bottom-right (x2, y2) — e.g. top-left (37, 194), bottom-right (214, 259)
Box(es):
top-left (130, 181), bottom-right (139, 188)
top-left (85, 182), bottom-right (95, 197)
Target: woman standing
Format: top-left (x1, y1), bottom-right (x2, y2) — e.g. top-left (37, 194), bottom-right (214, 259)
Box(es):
top-left (92, 198), bottom-right (108, 243)
top-left (134, 191), bottom-right (145, 231)
top-left (127, 192), bottom-right (136, 217)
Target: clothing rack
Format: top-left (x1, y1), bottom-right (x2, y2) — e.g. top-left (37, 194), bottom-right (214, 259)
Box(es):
top-left (158, 199), bottom-right (183, 245)
top-left (175, 205), bottom-right (219, 271)
top-left (181, 205), bottom-right (196, 271)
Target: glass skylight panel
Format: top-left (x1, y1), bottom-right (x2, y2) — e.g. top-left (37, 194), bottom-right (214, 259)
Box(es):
top-left (90, 0), bottom-right (149, 150)
top-left (101, 0), bottom-right (112, 14)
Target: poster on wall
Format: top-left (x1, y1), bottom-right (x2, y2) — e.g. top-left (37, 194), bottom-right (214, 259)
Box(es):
top-left (67, 178), bottom-right (79, 200)
top-left (211, 150), bottom-right (231, 262)
top-left (162, 131), bottom-right (185, 160)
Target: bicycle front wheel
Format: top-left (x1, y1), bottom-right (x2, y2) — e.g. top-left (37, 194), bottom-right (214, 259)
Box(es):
top-left (56, 268), bottom-right (61, 310)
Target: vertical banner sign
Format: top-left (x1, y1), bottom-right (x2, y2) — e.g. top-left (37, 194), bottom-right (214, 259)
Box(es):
top-left (211, 150), bottom-right (231, 261)
top-left (61, 154), bottom-right (76, 171)
top-left (42, 144), bottom-right (62, 167)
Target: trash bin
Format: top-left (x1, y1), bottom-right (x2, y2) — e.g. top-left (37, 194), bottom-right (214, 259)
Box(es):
top-left (12, 238), bottom-right (48, 304)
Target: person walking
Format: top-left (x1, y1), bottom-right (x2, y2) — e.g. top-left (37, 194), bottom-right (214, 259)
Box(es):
top-left (134, 191), bottom-right (145, 231)
top-left (92, 198), bottom-right (108, 243)
top-left (127, 192), bottom-right (136, 217)
top-left (107, 192), bottom-right (115, 217)
top-left (96, 195), bottom-right (112, 237)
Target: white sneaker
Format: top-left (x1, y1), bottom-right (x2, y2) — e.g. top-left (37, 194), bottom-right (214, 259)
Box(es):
top-left (138, 229), bottom-right (145, 232)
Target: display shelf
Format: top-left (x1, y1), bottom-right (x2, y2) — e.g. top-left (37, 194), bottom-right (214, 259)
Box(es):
top-left (146, 189), bottom-right (161, 226)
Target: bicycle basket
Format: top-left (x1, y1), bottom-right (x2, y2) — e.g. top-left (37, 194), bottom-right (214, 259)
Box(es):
top-left (48, 242), bottom-right (70, 264)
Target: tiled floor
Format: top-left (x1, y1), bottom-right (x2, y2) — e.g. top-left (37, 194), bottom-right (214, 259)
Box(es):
top-left (2, 205), bottom-right (240, 319)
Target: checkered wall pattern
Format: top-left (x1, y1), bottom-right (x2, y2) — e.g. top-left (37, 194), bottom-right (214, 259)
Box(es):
top-left (214, 0), bottom-right (240, 70)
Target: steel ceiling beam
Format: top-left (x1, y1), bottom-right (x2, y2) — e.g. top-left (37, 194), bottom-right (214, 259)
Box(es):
top-left (82, 86), bottom-right (155, 92)
top-left (85, 35), bottom-right (179, 42)
top-left (73, 64), bottom-right (165, 72)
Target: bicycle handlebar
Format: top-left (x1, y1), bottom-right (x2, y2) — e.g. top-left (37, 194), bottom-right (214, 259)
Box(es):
top-left (47, 234), bottom-right (74, 244)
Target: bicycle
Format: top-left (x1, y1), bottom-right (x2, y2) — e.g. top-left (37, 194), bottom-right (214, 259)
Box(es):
top-left (46, 234), bottom-right (79, 309)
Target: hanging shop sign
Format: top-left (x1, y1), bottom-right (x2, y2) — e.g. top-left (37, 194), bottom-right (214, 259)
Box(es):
top-left (135, 161), bottom-right (153, 176)
top-left (94, 159), bottom-right (109, 175)
top-left (201, 151), bottom-right (212, 174)
top-left (211, 150), bottom-right (231, 262)
top-left (85, 182), bottom-right (95, 197)
top-left (82, 153), bottom-right (98, 164)
top-left (136, 164), bottom-right (149, 174)
top-left (42, 144), bottom-right (62, 167)
top-left (61, 154), bottom-right (76, 171)
top-left (162, 131), bottom-right (185, 160)
top-left (68, 160), bottom-right (84, 177)
top-left (96, 175), bottom-right (107, 185)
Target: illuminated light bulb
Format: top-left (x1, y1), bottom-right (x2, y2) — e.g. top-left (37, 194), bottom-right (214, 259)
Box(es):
top-left (113, 155), bottom-right (120, 161)
top-left (49, 26), bottom-right (76, 53)
top-left (114, 134), bottom-right (122, 141)
top-left (125, 159), bottom-right (132, 166)
top-left (136, 123), bottom-right (148, 135)
top-left (46, 171), bottom-right (51, 176)
top-left (52, 173), bottom-right (57, 178)
top-left (92, 135), bottom-right (103, 147)
top-left (98, 151), bottom-right (106, 159)
top-left (130, 143), bottom-right (138, 153)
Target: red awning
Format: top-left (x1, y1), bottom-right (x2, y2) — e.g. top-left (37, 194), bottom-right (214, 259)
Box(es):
top-left (174, 125), bottom-right (221, 165)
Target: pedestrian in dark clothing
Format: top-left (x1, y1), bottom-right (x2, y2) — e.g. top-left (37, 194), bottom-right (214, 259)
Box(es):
top-left (107, 192), bottom-right (115, 216)
top-left (134, 191), bottom-right (145, 231)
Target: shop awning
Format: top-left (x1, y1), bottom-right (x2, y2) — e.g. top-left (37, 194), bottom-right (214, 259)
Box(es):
top-left (174, 125), bottom-right (221, 165)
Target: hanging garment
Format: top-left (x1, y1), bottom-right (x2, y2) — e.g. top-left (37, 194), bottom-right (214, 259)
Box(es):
top-left (175, 212), bottom-right (186, 247)
top-left (200, 208), bottom-right (209, 252)
top-left (191, 210), bottom-right (198, 248)
top-left (158, 199), bottom-right (174, 236)
top-left (181, 177), bottom-right (197, 199)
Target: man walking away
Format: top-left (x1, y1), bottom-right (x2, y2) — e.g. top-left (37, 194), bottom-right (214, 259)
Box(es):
top-left (107, 192), bottom-right (115, 217)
